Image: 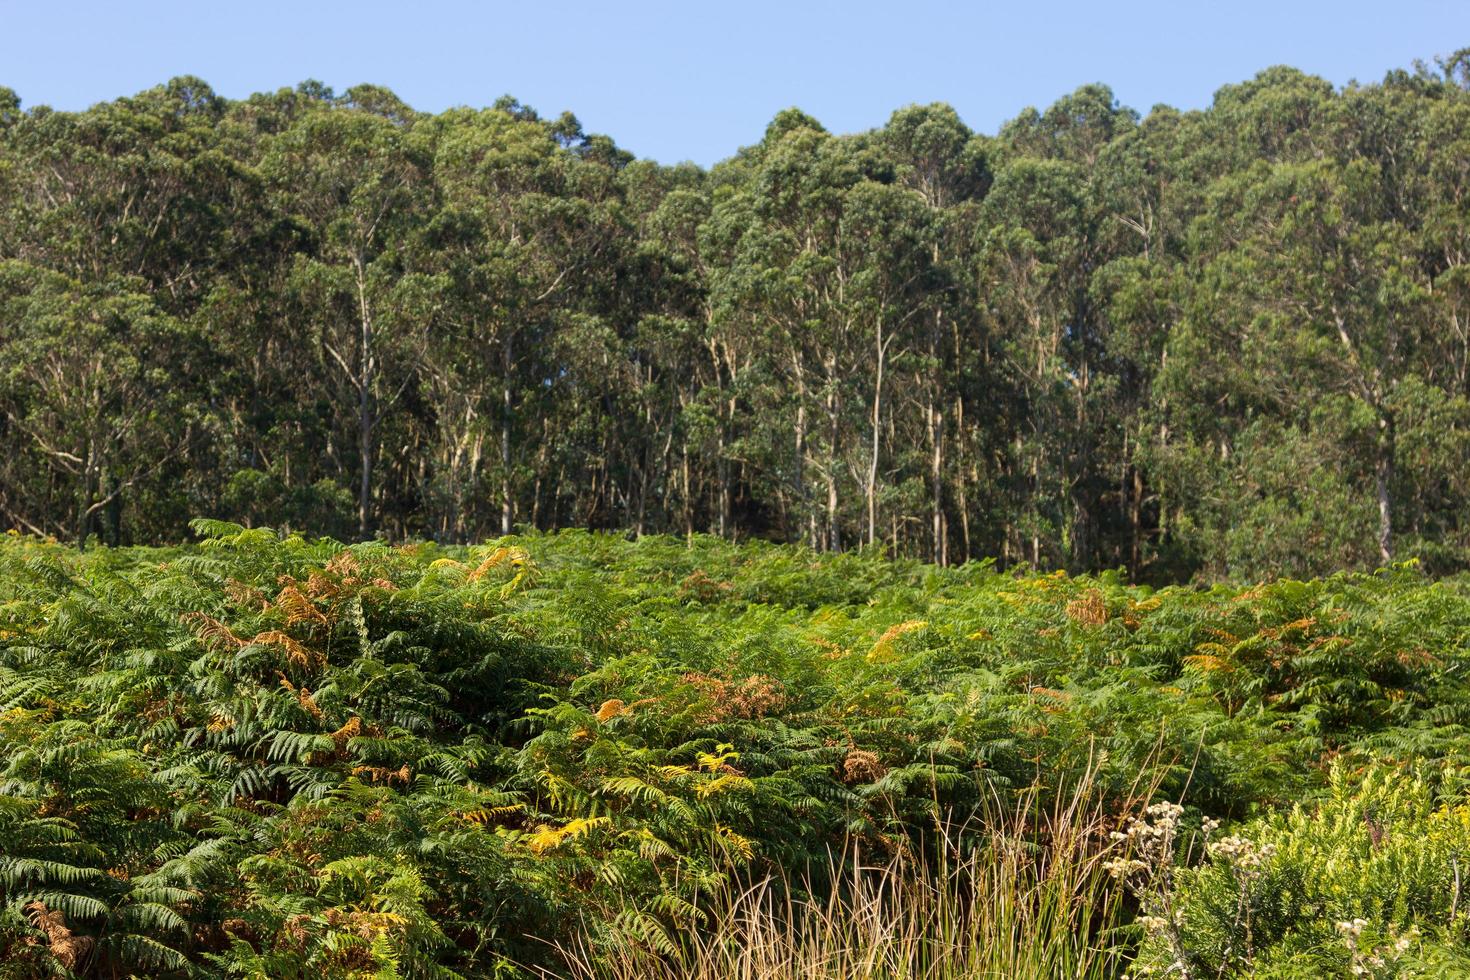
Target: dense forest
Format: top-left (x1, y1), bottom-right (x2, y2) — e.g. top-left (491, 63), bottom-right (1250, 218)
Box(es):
top-left (2, 53), bottom-right (1469, 580)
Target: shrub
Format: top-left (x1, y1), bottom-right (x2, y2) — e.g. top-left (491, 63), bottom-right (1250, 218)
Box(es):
top-left (1129, 764), bottom-right (1470, 978)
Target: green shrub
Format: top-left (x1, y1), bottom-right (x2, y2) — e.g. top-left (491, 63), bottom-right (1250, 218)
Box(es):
top-left (1130, 764), bottom-right (1470, 978)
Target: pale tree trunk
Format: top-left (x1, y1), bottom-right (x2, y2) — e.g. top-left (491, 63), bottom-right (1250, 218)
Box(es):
top-left (501, 335), bottom-right (514, 537)
top-left (827, 473), bottom-right (840, 552)
top-left (929, 399), bottom-right (945, 565)
top-left (531, 420), bottom-right (550, 528)
top-left (956, 396), bottom-right (970, 563)
top-left (792, 353), bottom-right (812, 548)
top-left (1130, 466), bottom-right (1144, 577)
top-left (706, 338), bottom-right (733, 539)
top-left (1376, 415), bottom-right (1394, 563)
top-left (717, 441), bottom-right (730, 538)
top-left (75, 440), bottom-right (95, 549)
top-left (681, 437), bottom-right (694, 541)
top-left (865, 321), bottom-right (887, 547)
top-left (355, 262), bottom-right (375, 541)
top-left (721, 394), bottom-right (738, 537)
top-left (825, 374), bottom-right (842, 552)
top-left (467, 430), bottom-right (484, 543)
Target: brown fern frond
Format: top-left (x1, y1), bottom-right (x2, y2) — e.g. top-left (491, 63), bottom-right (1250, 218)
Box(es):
top-left (274, 584), bottom-right (328, 626)
top-left (1065, 589), bottom-right (1108, 626)
top-left (24, 902), bottom-right (94, 970)
top-left (304, 571), bottom-right (340, 601)
top-left (842, 749), bottom-right (886, 784)
top-left (330, 716), bottom-right (361, 747)
top-left (351, 763), bottom-right (412, 785)
top-left (182, 612), bottom-right (247, 650)
top-left (253, 630), bottom-right (320, 669)
top-left (224, 579), bottom-right (270, 610)
top-left (295, 686), bottom-right (324, 721)
top-left (325, 550), bottom-right (362, 578)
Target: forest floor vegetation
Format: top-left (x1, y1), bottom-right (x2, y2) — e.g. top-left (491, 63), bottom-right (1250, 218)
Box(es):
top-left (3, 521), bottom-right (1470, 977)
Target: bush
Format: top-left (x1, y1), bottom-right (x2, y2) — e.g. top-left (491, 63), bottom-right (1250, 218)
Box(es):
top-left (1129, 764), bottom-right (1470, 978)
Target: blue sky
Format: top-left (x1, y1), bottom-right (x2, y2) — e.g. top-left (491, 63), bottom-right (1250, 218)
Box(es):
top-left (4, 0), bottom-right (1466, 166)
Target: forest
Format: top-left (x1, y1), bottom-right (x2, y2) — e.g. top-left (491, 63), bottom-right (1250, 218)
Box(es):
top-left (5, 52), bottom-right (1470, 980)
top-left (2, 53), bottom-right (1470, 580)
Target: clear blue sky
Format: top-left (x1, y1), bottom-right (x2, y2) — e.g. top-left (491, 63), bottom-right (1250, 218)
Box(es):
top-left (5, 0), bottom-right (1467, 166)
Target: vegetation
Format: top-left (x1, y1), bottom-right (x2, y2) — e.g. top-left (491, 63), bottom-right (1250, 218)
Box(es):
top-left (3, 52), bottom-right (1470, 579)
top-left (5, 47), bottom-right (1470, 979)
top-left (549, 779), bottom-right (1131, 980)
top-left (2, 523), bottom-right (1470, 976)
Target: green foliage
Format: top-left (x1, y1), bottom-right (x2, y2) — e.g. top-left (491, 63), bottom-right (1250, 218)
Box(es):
top-left (2, 526), bottom-right (1470, 975)
top-left (3, 63), bottom-right (1470, 580)
top-left (1132, 764), bottom-right (1470, 978)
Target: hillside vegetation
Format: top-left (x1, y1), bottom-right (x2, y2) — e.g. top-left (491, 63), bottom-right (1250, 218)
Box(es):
top-left (3, 54), bottom-right (1470, 578)
top-left (3, 523), bottom-right (1470, 976)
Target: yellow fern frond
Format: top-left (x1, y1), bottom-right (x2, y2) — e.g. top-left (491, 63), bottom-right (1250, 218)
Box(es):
top-left (716, 823), bottom-right (754, 861)
top-left (1184, 653), bottom-right (1232, 673)
top-left (527, 816), bottom-right (610, 855)
top-left (867, 620), bottom-right (927, 662)
top-left (696, 773), bottom-right (752, 798)
top-left (696, 744), bottom-right (740, 772)
top-left (459, 804), bottom-right (524, 825)
top-left (467, 545), bottom-right (531, 581)
top-left (252, 630), bottom-right (320, 669)
top-left (596, 699), bottom-right (627, 722)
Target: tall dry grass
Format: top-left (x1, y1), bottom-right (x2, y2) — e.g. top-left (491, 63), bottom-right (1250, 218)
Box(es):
top-left (544, 766), bottom-right (1141, 980)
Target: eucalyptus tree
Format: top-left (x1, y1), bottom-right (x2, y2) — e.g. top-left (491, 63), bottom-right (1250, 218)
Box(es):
top-left (873, 103), bottom-right (989, 562)
top-left (262, 91), bottom-right (433, 538)
top-left (979, 86), bottom-right (1140, 570)
top-left (424, 104), bottom-right (569, 540)
top-left (0, 263), bottom-right (196, 542)
top-left (640, 172), bottom-right (721, 537)
top-left (0, 66), bottom-right (1467, 577)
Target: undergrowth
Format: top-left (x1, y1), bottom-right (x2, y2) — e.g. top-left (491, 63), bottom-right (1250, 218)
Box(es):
top-left (2, 523), bottom-right (1470, 977)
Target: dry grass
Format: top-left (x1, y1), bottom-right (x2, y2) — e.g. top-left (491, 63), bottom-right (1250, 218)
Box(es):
top-left (543, 766), bottom-right (1139, 980)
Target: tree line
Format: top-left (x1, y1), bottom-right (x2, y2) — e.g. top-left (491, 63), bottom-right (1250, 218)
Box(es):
top-left (1, 54), bottom-right (1468, 580)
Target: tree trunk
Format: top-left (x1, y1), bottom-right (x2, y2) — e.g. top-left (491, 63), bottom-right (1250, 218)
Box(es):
top-left (793, 356), bottom-right (812, 548)
top-left (354, 263), bottom-right (375, 541)
top-left (929, 399), bottom-right (944, 565)
top-left (501, 335), bottom-right (513, 536)
top-left (717, 435), bottom-right (730, 538)
top-left (681, 439), bottom-right (694, 541)
top-left (826, 380), bottom-right (841, 552)
top-left (956, 397), bottom-right (970, 562)
top-left (1130, 466), bottom-right (1144, 578)
top-left (1376, 415), bottom-right (1394, 564)
top-left (866, 323), bottom-right (885, 547)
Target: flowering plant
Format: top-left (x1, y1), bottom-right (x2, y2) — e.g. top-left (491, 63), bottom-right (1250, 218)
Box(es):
top-left (1127, 764), bottom-right (1470, 977)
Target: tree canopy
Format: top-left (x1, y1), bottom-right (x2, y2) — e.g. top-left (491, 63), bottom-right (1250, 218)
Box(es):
top-left (2, 57), bottom-right (1470, 581)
